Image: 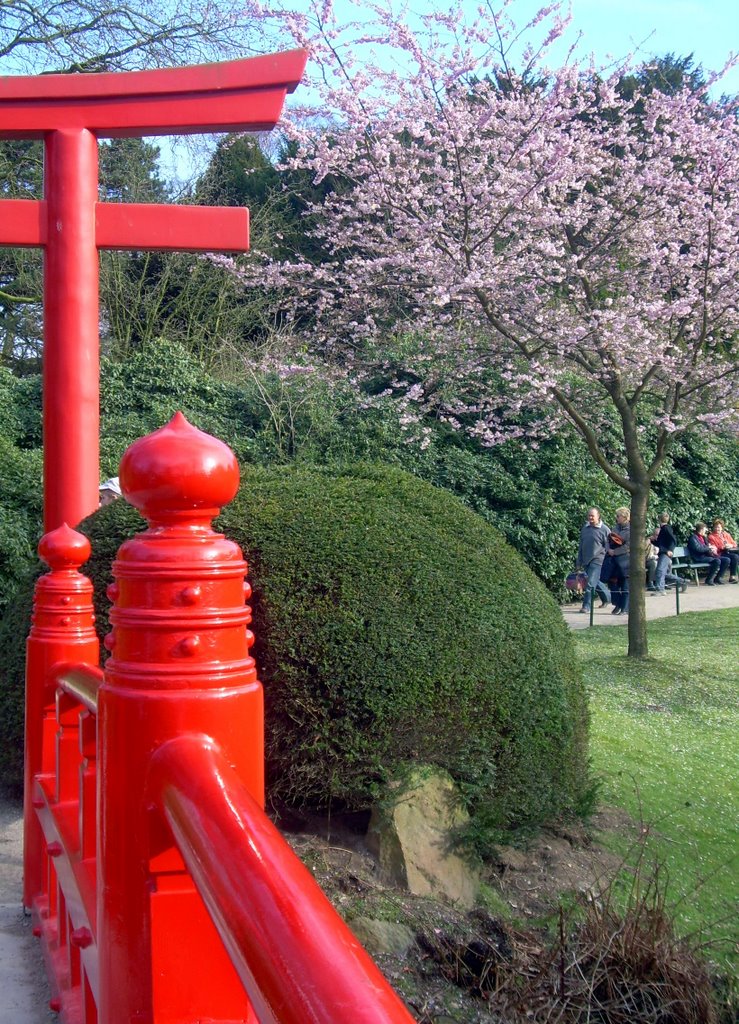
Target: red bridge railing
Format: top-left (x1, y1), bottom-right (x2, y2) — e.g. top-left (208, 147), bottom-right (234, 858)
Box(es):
top-left (24, 414), bottom-right (415, 1024)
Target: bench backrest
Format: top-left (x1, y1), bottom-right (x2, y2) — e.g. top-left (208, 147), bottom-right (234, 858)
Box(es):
top-left (674, 544), bottom-right (713, 568)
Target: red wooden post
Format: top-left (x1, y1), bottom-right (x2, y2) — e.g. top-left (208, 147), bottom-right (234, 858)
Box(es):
top-left (0, 50), bottom-right (307, 531)
top-left (97, 413), bottom-right (261, 1023)
top-left (24, 526), bottom-right (99, 910)
top-left (43, 131), bottom-right (101, 530)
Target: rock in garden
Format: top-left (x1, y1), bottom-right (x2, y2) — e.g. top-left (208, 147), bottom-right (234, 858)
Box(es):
top-left (350, 917), bottom-right (416, 956)
top-left (367, 768), bottom-right (480, 909)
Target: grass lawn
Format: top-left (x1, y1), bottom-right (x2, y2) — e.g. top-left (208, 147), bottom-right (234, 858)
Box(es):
top-left (574, 608), bottom-right (738, 977)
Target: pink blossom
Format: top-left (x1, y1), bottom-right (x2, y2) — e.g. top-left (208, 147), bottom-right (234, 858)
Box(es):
top-left (237, 0), bottom-right (739, 479)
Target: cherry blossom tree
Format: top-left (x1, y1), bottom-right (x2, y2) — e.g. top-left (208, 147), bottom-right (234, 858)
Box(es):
top-left (239, 0), bottom-right (739, 657)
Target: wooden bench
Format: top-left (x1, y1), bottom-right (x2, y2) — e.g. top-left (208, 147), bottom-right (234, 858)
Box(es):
top-left (671, 545), bottom-right (712, 585)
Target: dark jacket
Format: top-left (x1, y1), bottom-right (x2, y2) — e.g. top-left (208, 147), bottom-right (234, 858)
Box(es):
top-left (687, 532), bottom-right (718, 562)
top-left (655, 523), bottom-right (677, 556)
top-left (578, 520), bottom-right (610, 567)
top-left (609, 522), bottom-right (630, 563)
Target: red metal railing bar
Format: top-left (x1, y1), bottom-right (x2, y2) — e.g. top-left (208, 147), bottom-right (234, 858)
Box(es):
top-left (150, 734), bottom-right (416, 1024)
top-left (52, 663), bottom-right (103, 714)
top-left (33, 779), bottom-right (100, 1007)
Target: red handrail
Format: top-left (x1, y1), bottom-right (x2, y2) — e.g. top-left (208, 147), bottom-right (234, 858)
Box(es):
top-left (27, 417), bottom-right (419, 1023)
top-left (150, 734), bottom-right (416, 1024)
top-left (53, 663), bottom-right (103, 713)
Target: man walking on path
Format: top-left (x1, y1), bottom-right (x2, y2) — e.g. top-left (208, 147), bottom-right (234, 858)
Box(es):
top-left (577, 507), bottom-right (611, 613)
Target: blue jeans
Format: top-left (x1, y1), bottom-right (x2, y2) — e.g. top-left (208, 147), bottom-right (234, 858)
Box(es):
top-left (655, 553), bottom-right (676, 591)
top-left (708, 555), bottom-right (731, 582)
top-left (582, 559), bottom-right (610, 609)
top-left (722, 552), bottom-right (738, 579)
top-left (655, 553), bottom-right (687, 591)
top-left (611, 559), bottom-right (629, 612)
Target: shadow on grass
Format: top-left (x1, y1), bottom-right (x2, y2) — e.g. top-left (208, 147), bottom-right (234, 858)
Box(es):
top-left (576, 608), bottom-right (738, 712)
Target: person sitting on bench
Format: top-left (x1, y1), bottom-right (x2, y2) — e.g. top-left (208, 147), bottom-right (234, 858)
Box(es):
top-left (99, 476), bottom-right (122, 507)
top-left (653, 512), bottom-right (687, 594)
top-left (707, 519), bottom-right (738, 584)
top-left (645, 536), bottom-right (659, 591)
top-left (688, 522), bottom-right (729, 585)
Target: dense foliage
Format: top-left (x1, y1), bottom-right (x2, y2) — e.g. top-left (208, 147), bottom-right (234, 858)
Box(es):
top-left (1, 340), bottom-right (737, 809)
top-left (0, 574), bottom-right (36, 791)
top-left (1, 342), bottom-right (738, 625)
top-left (75, 463), bottom-right (591, 838)
top-left (0, 368), bottom-right (43, 609)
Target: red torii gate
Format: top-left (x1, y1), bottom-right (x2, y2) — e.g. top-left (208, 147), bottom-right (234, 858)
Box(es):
top-left (0, 51), bottom-right (306, 530)
top-left (1, 51), bottom-right (418, 1024)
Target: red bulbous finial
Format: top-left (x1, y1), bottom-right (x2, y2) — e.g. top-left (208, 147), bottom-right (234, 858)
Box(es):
top-left (119, 412), bottom-right (240, 521)
top-left (38, 524), bottom-right (91, 570)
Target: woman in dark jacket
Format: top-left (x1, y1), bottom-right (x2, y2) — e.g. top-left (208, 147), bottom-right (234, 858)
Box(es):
top-left (688, 522), bottom-right (729, 585)
top-left (607, 507), bottom-right (631, 614)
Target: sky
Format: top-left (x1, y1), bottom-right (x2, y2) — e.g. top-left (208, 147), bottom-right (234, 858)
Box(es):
top-left (511, 0), bottom-right (739, 92)
top-left (286, 0), bottom-right (739, 92)
top-left (160, 0), bottom-right (739, 182)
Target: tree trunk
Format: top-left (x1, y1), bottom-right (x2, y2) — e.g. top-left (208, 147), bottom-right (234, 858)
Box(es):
top-left (627, 485), bottom-right (650, 658)
top-left (1, 319), bottom-right (16, 364)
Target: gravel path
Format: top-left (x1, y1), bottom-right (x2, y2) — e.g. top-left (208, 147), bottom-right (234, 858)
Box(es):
top-left (0, 798), bottom-right (54, 1023)
top-left (562, 576), bottom-right (739, 628)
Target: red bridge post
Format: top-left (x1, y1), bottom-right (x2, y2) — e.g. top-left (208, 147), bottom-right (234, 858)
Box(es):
top-left (24, 526), bottom-right (99, 911)
top-left (97, 413), bottom-right (261, 1023)
top-left (43, 129), bottom-right (101, 530)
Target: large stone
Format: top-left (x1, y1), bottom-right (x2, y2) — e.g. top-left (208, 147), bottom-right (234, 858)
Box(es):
top-left (367, 768), bottom-right (480, 909)
top-left (350, 917), bottom-right (416, 956)
top-left (494, 845), bottom-right (530, 871)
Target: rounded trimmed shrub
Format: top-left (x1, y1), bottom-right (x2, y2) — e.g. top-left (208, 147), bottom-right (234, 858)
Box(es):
top-left (2, 463), bottom-right (591, 835)
top-left (82, 463), bottom-right (589, 832)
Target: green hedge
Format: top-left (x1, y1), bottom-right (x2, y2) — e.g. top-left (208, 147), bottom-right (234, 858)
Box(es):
top-left (68, 463), bottom-right (590, 836)
top-left (0, 574), bottom-right (38, 794)
top-left (2, 346), bottom-right (738, 619)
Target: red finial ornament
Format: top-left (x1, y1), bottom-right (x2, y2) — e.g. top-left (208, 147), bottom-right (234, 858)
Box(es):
top-left (38, 523), bottom-right (92, 571)
top-left (119, 412), bottom-right (239, 521)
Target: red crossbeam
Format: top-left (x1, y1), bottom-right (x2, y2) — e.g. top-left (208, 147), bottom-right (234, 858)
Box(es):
top-left (1, 198), bottom-right (248, 252)
top-left (0, 50), bottom-right (307, 137)
top-left (1, 198), bottom-right (46, 246)
top-left (96, 203), bottom-right (249, 252)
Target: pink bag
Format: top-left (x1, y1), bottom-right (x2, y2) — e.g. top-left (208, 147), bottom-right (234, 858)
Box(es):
top-left (565, 572), bottom-right (588, 593)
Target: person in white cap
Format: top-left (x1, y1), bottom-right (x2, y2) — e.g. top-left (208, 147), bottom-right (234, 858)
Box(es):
top-left (99, 477), bottom-right (122, 507)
